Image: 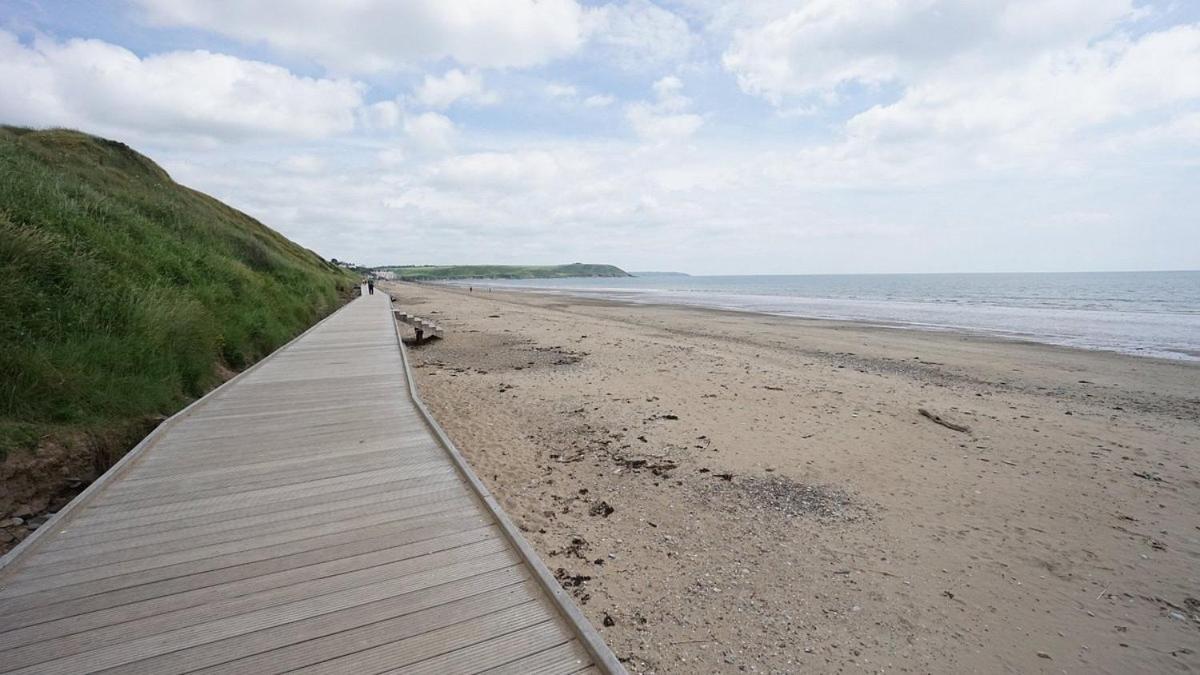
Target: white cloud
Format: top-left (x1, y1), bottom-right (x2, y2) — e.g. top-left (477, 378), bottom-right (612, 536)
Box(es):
top-left (358, 99), bottom-right (404, 131)
top-left (429, 151), bottom-right (566, 190)
top-left (843, 24), bottom-right (1200, 167)
top-left (584, 0), bottom-right (697, 69)
top-left (584, 94), bottom-right (616, 107)
top-left (626, 107), bottom-right (704, 141)
top-left (0, 31), bottom-right (363, 143)
top-left (652, 75), bottom-right (686, 105)
top-left (277, 154), bottom-right (324, 173)
top-left (722, 0), bottom-right (1138, 104)
top-left (546, 83), bottom-right (579, 99)
top-left (414, 69), bottom-right (497, 109)
top-left (376, 147), bottom-right (406, 166)
top-left (1115, 111), bottom-right (1200, 149)
top-left (404, 111), bottom-right (457, 153)
top-left (710, 1), bottom-right (1200, 181)
top-left (135, 0), bottom-right (587, 72)
top-left (545, 83), bottom-right (617, 109)
top-left (625, 75), bottom-right (703, 141)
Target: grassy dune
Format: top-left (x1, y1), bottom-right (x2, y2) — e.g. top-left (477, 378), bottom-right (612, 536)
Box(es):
top-left (0, 127), bottom-right (356, 458)
top-left (380, 263), bottom-right (630, 280)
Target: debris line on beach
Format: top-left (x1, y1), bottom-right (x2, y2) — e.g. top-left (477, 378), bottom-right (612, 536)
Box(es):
top-left (918, 407), bottom-right (971, 433)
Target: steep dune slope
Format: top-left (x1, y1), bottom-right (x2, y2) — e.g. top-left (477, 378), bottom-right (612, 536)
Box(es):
top-left (0, 127), bottom-right (356, 546)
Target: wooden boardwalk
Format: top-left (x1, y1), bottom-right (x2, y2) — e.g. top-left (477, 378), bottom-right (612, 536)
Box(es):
top-left (0, 289), bottom-right (622, 674)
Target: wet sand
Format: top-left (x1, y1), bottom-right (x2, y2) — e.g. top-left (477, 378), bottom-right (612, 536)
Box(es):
top-left (382, 280), bottom-right (1200, 674)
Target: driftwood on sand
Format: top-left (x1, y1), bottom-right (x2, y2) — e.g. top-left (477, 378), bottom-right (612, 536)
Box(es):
top-left (918, 408), bottom-right (971, 433)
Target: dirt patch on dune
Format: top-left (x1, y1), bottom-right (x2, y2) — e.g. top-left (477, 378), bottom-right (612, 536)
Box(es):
top-left (0, 419), bottom-right (159, 554)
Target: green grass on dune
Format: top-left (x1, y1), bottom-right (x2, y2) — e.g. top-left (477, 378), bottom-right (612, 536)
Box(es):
top-left (0, 126), bottom-right (356, 458)
top-left (380, 263), bottom-right (630, 280)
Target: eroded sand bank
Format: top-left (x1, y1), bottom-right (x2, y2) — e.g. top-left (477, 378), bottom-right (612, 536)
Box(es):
top-left (382, 280), bottom-right (1199, 674)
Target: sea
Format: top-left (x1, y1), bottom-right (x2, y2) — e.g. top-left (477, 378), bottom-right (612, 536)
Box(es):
top-left (445, 271), bottom-right (1200, 361)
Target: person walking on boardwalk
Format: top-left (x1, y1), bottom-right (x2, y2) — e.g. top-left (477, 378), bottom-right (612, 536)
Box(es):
top-left (367, 279), bottom-right (375, 295)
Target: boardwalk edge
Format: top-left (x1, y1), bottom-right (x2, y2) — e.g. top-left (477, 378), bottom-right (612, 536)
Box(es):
top-left (387, 291), bottom-right (628, 675)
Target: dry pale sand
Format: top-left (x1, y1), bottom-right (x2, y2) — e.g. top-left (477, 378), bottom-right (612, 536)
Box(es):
top-left (381, 280), bottom-right (1199, 674)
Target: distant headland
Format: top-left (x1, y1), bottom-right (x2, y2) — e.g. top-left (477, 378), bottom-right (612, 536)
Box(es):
top-left (373, 263), bottom-right (631, 281)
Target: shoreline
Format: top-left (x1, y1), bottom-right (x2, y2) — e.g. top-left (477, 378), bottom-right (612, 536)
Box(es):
top-left (384, 280), bottom-right (1199, 674)
top-left (436, 279), bottom-right (1200, 362)
top-left (436, 279), bottom-right (1200, 365)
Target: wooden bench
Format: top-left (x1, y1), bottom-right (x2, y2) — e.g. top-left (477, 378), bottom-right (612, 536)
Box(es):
top-left (393, 310), bottom-right (444, 343)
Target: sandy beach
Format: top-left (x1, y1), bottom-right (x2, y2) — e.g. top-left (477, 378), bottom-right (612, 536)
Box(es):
top-left (382, 280), bottom-right (1199, 674)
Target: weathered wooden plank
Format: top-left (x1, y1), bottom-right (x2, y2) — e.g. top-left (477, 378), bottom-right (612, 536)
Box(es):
top-left (123, 435), bottom-right (435, 475)
top-left (0, 509), bottom-right (488, 633)
top-left (27, 480), bottom-right (472, 569)
top-left (135, 422), bottom-right (430, 458)
top-left (113, 444), bottom-right (388, 480)
top-left (0, 526), bottom-right (503, 651)
top-left (6, 552), bottom-right (522, 673)
top-left (386, 619), bottom-right (573, 675)
top-left (6, 480), bottom-right (469, 584)
top-left (88, 454), bottom-right (413, 508)
top-left (0, 493), bottom-right (481, 599)
top-left (82, 457), bottom-right (448, 513)
top-left (53, 466), bottom-right (457, 535)
top-left (147, 575), bottom-right (539, 675)
top-left (131, 428), bottom-right (434, 470)
top-left (2, 526), bottom-right (501, 649)
top-left (478, 640), bottom-right (593, 675)
top-left (290, 607), bottom-right (561, 674)
top-left (100, 446), bottom-right (397, 494)
top-left (39, 472), bottom-right (465, 551)
top-left (163, 406), bottom-right (410, 438)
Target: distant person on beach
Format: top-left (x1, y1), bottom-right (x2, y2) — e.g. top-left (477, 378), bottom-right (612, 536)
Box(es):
top-left (367, 279), bottom-right (374, 295)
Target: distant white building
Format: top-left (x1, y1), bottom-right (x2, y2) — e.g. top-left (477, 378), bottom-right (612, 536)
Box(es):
top-left (374, 270), bottom-right (396, 280)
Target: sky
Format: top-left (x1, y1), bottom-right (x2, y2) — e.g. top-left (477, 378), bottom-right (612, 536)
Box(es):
top-left (1, 0), bottom-right (1199, 274)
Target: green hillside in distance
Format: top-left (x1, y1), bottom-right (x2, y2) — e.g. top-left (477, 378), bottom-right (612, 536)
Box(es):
top-left (0, 126), bottom-right (356, 464)
top-left (378, 263), bottom-right (631, 280)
